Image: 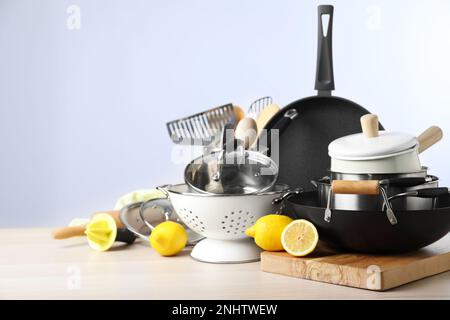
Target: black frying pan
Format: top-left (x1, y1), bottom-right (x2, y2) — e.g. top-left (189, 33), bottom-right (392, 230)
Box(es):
top-left (284, 191), bottom-right (450, 253)
top-left (261, 5), bottom-right (383, 190)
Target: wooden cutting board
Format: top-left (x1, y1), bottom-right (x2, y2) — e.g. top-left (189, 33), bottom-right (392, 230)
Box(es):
top-left (261, 239), bottom-right (450, 291)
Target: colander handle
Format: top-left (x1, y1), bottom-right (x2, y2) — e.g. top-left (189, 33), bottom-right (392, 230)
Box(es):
top-left (156, 185), bottom-right (171, 198)
top-left (272, 189), bottom-right (302, 205)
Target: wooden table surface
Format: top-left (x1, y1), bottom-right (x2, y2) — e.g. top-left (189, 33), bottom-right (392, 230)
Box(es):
top-left (1, 228), bottom-right (449, 300)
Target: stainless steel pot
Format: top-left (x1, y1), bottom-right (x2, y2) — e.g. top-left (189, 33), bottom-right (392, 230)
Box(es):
top-left (313, 176), bottom-right (439, 213)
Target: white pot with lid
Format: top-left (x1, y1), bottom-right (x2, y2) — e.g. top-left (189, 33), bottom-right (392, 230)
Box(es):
top-left (329, 114), bottom-right (443, 174)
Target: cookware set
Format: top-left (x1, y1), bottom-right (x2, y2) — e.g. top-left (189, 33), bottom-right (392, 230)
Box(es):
top-left (145, 4), bottom-right (449, 260)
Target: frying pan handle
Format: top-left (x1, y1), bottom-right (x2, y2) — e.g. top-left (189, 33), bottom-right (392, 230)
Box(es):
top-left (331, 180), bottom-right (380, 195)
top-left (315, 5), bottom-right (335, 95)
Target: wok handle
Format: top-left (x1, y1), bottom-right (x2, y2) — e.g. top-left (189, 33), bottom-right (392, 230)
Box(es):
top-left (418, 126), bottom-right (443, 154)
top-left (413, 187), bottom-right (449, 198)
top-left (315, 5), bottom-right (335, 95)
top-left (331, 180), bottom-right (380, 195)
top-left (387, 187), bottom-right (449, 204)
top-left (380, 176), bottom-right (436, 188)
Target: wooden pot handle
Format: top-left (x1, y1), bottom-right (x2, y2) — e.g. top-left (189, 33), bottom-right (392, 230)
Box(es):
top-left (360, 114), bottom-right (379, 138)
top-left (417, 126), bottom-right (443, 154)
top-left (331, 180), bottom-right (380, 195)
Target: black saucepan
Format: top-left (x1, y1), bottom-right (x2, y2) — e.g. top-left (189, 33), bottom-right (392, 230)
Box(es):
top-left (259, 5), bottom-right (383, 191)
top-left (282, 190), bottom-right (450, 253)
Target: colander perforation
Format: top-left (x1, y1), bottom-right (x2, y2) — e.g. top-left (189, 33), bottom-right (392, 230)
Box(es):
top-left (216, 209), bottom-right (257, 237)
top-left (168, 184), bottom-right (288, 242)
top-left (178, 207), bottom-right (207, 234)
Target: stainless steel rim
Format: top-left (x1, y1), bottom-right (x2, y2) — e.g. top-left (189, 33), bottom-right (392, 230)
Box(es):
top-left (164, 183), bottom-right (290, 197)
top-left (329, 167), bottom-right (429, 180)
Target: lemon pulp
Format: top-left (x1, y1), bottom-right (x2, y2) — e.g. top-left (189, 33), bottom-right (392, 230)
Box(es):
top-left (281, 219), bottom-right (319, 257)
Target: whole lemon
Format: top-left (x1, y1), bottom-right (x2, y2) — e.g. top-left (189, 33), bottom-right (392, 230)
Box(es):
top-left (245, 214), bottom-right (293, 251)
top-left (150, 221), bottom-right (187, 256)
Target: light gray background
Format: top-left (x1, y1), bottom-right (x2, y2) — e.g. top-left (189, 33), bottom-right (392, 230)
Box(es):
top-left (1, 0), bottom-right (449, 227)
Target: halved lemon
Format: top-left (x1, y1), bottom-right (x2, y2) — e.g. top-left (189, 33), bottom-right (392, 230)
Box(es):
top-left (281, 219), bottom-right (319, 257)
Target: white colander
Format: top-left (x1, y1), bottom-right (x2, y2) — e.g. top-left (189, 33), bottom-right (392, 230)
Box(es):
top-left (158, 183), bottom-right (291, 263)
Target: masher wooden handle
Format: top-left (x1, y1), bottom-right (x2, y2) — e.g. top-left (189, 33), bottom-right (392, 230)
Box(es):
top-left (331, 180), bottom-right (380, 195)
top-left (52, 225), bottom-right (86, 239)
top-left (417, 126), bottom-right (443, 154)
top-left (360, 114), bottom-right (379, 138)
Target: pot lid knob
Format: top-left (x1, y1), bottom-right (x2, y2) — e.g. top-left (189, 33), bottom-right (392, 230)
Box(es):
top-left (361, 114), bottom-right (379, 138)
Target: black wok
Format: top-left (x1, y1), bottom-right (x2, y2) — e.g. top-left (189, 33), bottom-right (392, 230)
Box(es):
top-left (284, 191), bottom-right (450, 253)
top-left (260, 5), bottom-right (383, 190)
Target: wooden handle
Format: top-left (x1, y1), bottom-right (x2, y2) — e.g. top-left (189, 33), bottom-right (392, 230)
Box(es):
top-left (52, 225), bottom-right (86, 239)
top-left (417, 126), bottom-right (443, 154)
top-left (360, 114), bottom-right (379, 138)
top-left (331, 180), bottom-right (380, 195)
